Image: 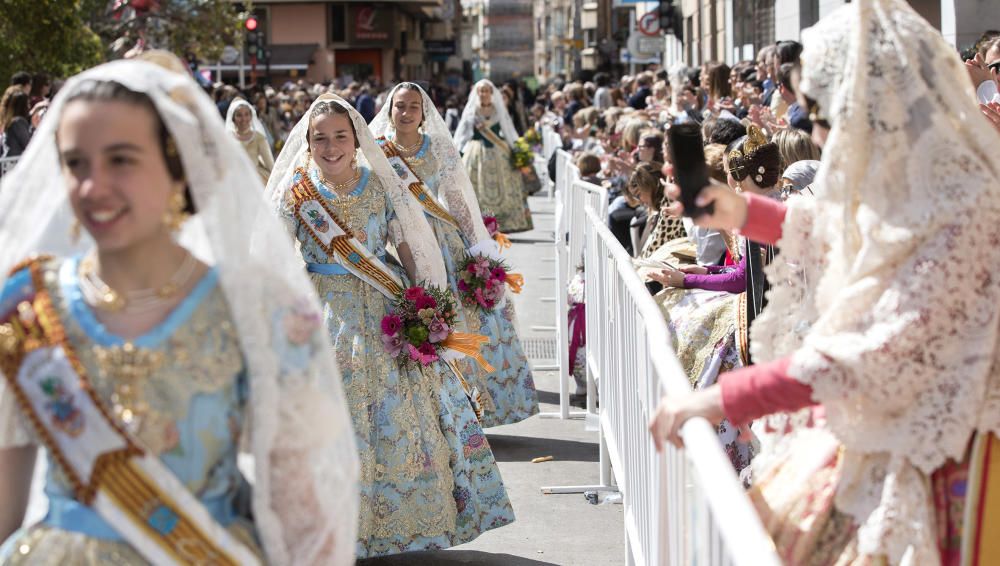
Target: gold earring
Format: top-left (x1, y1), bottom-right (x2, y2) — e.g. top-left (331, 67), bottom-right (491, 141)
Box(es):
top-left (70, 219), bottom-right (81, 243)
top-left (162, 191), bottom-right (190, 232)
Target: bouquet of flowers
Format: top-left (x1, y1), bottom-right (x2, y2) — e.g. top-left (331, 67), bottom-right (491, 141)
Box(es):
top-left (482, 213), bottom-right (511, 250)
top-left (523, 127), bottom-right (542, 148)
top-left (381, 285), bottom-right (459, 366)
top-left (381, 285), bottom-right (496, 371)
top-left (510, 137), bottom-right (535, 170)
top-left (457, 254), bottom-right (524, 312)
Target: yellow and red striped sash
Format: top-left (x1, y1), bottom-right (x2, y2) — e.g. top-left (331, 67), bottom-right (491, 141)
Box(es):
top-left (379, 139), bottom-right (461, 231)
top-left (289, 168), bottom-right (404, 298)
top-left (0, 260), bottom-right (259, 566)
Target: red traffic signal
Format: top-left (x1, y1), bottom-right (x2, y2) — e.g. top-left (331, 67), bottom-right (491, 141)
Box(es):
top-left (245, 16), bottom-right (258, 31)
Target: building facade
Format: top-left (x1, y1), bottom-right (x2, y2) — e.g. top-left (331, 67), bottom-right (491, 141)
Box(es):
top-left (215, 0), bottom-right (461, 87)
top-left (668, 0), bottom-right (1000, 67)
top-left (463, 0), bottom-right (534, 82)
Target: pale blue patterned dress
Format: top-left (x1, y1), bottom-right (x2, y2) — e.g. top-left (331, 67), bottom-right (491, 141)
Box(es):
top-left (387, 134), bottom-right (539, 428)
top-left (280, 166), bottom-right (514, 558)
top-left (0, 258), bottom-right (262, 565)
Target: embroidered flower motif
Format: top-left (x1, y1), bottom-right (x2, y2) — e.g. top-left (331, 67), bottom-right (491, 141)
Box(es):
top-left (283, 304), bottom-right (321, 345)
top-left (39, 376), bottom-right (84, 437)
top-left (391, 161), bottom-right (408, 179)
top-left (305, 209), bottom-right (330, 233)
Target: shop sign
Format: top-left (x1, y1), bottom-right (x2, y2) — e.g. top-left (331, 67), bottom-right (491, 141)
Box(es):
top-left (349, 6), bottom-right (394, 44)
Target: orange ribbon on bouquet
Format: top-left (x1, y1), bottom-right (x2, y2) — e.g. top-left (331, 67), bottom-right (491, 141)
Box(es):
top-left (493, 231), bottom-right (512, 250)
top-left (442, 332), bottom-right (495, 373)
top-left (505, 273), bottom-right (524, 294)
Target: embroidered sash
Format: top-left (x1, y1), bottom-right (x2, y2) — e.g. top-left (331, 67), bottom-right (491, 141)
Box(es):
top-left (0, 260), bottom-right (260, 566)
top-left (289, 168), bottom-right (404, 299)
top-left (474, 121), bottom-right (511, 158)
top-left (379, 139), bottom-right (460, 230)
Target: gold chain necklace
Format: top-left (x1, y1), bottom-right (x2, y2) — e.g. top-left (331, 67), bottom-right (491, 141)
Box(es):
top-left (394, 134), bottom-right (424, 154)
top-left (79, 252), bottom-right (197, 313)
top-left (320, 168), bottom-right (361, 196)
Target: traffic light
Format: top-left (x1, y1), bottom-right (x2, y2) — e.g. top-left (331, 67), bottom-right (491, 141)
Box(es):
top-left (245, 16), bottom-right (258, 32)
top-left (658, 1), bottom-right (682, 42)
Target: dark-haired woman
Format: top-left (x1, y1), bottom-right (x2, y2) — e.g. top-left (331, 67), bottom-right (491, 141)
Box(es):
top-left (1, 86), bottom-right (31, 157)
top-left (644, 127), bottom-right (783, 477)
top-left (267, 94), bottom-right (514, 558)
top-left (0, 59), bottom-right (359, 565)
top-left (371, 82), bottom-right (538, 428)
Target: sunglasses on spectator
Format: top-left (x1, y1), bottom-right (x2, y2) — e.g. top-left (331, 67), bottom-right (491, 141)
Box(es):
top-left (989, 61), bottom-right (1000, 74)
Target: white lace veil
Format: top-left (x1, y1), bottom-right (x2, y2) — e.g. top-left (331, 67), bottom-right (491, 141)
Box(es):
top-left (453, 79), bottom-right (521, 154)
top-left (0, 60), bottom-right (358, 566)
top-left (370, 83), bottom-right (494, 250)
top-left (750, 0), bottom-right (1000, 559)
top-left (265, 93), bottom-right (448, 287)
top-left (224, 97), bottom-right (267, 139)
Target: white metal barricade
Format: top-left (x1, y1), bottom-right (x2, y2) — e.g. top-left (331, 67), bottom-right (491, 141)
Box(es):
top-left (545, 152), bottom-right (611, 421)
top-left (581, 206), bottom-right (781, 566)
top-left (0, 156), bottom-right (18, 178)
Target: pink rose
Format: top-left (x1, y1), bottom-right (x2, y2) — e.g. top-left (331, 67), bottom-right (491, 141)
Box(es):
top-left (382, 333), bottom-right (405, 357)
top-left (474, 287), bottom-right (491, 309)
top-left (381, 314), bottom-right (403, 336)
top-left (483, 215), bottom-right (499, 235)
top-left (414, 294), bottom-right (438, 310)
top-left (472, 258), bottom-right (491, 279)
top-left (427, 316), bottom-right (450, 343)
top-left (407, 342), bottom-right (439, 365)
top-left (404, 286), bottom-right (425, 302)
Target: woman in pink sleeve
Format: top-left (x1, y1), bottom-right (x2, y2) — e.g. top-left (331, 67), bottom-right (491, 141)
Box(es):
top-left (649, 1), bottom-right (1000, 564)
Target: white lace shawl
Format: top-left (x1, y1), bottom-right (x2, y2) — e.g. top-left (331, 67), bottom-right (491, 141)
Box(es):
top-left (750, 0), bottom-right (1000, 561)
top-left (224, 97), bottom-right (268, 139)
top-left (0, 61), bottom-right (359, 566)
top-left (264, 93), bottom-right (448, 288)
top-left (453, 79), bottom-right (521, 155)
top-left (369, 83), bottom-right (496, 254)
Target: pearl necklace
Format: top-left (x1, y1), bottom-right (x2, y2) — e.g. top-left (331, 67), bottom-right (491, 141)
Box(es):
top-left (78, 253), bottom-right (198, 313)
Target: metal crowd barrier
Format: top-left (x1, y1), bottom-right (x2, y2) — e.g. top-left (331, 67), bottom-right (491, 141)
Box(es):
top-left (0, 156), bottom-right (18, 179)
top-left (581, 206), bottom-right (781, 566)
top-left (544, 150), bottom-right (608, 420)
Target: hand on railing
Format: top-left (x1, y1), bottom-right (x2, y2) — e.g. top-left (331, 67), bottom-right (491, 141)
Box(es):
top-left (662, 165), bottom-right (749, 231)
top-left (648, 386), bottom-right (725, 451)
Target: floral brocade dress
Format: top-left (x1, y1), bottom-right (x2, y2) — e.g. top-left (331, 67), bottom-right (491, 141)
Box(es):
top-left (280, 167), bottom-right (514, 558)
top-left (0, 259), bottom-right (262, 565)
top-left (461, 114), bottom-right (533, 233)
top-left (388, 135), bottom-right (539, 428)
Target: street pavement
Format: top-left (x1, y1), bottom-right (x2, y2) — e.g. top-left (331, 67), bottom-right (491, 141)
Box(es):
top-left (361, 195), bottom-right (625, 566)
top-left (23, 194), bottom-right (626, 565)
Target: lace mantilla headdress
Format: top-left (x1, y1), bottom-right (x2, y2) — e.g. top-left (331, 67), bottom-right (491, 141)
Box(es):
top-left (224, 97), bottom-right (268, 139)
top-left (369, 83), bottom-right (495, 253)
top-left (750, 0), bottom-right (1000, 560)
top-left (265, 92), bottom-right (448, 288)
top-left (453, 79), bottom-right (521, 154)
top-left (0, 60), bottom-right (359, 566)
